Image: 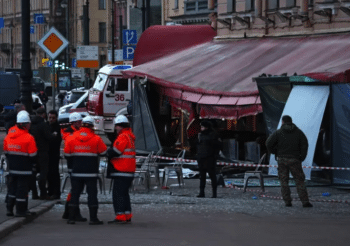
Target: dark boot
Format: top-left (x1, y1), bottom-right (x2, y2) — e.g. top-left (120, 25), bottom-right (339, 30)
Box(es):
top-left (211, 187), bottom-right (217, 198)
top-left (197, 188), bottom-right (205, 198)
top-left (15, 202), bottom-right (27, 217)
top-left (6, 198), bottom-right (15, 217)
top-left (67, 207), bottom-right (76, 224)
top-left (74, 207), bottom-right (87, 222)
top-left (62, 202), bottom-right (70, 219)
top-left (89, 207), bottom-right (103, 225)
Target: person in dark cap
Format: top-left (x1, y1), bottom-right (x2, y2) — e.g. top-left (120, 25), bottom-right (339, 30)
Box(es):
top-left (196, 120), bottom-right (222, 198)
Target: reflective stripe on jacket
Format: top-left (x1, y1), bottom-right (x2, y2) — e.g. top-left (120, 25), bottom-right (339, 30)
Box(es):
top-left (110, 128), bottom-right (136, 174)
top-left (64, 127), bottom-right (107, 177)
top-left (3, 126), bottom-right (37, 175)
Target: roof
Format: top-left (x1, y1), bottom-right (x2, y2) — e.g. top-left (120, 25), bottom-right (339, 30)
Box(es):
top-left (123, 33), bottom-right (350, 119)
top-left (97, 65), bottom-right (133, 76)
top-left (133, 25), bottom-right (217, 66)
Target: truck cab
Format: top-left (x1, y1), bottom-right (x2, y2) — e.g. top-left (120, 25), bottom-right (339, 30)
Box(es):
top-left (87, 65), bottom-right (132, 141)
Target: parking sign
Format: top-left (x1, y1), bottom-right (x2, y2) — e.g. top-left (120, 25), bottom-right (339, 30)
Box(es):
top-left (123, 46), bottom-right (136, 60)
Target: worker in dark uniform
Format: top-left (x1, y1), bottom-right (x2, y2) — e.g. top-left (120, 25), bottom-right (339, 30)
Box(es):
top-left (196, 120), bottom-right (222, 198)
top-left (64, 116), bottom-right (107, 225)
top-left (61, 112), bottom-right (86, 221)
top-left (3, 111), bottom-right (38, 217)
top-left (266, 115), bottom-right (313, 208)
top-left (107, 115), bottom-right (136, 224)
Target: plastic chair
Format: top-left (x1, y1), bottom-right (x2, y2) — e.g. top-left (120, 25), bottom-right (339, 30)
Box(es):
top-left (162, 150), bottom-right (186, 188)
top-left (243, 153), bottom-right (266, 193)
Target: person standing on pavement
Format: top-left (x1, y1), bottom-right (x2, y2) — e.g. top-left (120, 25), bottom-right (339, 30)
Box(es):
top-left (47, 110), bottom-right (62, 200)
top-left (38, 91), bottom-right (48, 110)
top-left (266, 115), bottom-right (313, 208)
top-left (107, 115), bottom-right (136, 224)
top-left (64, 116), bottom-right (107, 225)
top-left (29, 108), bottom-right (56, 200)
top-left (3, 101), bottom-right (25, 134)
top-left (61, 112), bottom-right (86, 221)
top-left (196, 120), bottom-right (222, 198)
top-left (3, 111), bottom-right (38, 217)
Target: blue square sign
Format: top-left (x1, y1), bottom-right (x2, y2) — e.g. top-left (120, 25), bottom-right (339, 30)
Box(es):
top-left (122, 30), bottom-right (137, 45)
top-left (0, 18), bottom-right (4, 28)
top-left (123, 46), bottom-right (136, 60)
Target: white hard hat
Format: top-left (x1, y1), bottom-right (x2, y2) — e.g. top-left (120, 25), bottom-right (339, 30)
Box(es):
top-left (82, 116), bottom-right (94, 125)
top-left (69, 112), bottom-right (82, 123)
top-left (114, 115), bottom-right (129, 125)
top-left (17, 111), bottom-right (31, 123)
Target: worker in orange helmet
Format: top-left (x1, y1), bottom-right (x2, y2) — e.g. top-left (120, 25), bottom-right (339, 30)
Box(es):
top-left (107, 115), bottom-right (136, 224)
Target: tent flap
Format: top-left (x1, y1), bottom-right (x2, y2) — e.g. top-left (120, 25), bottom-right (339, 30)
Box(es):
top-left (268, 85), bottom-right (330, 180)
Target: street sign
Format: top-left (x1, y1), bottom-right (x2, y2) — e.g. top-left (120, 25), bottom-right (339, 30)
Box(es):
top-left (71, 68), bottom-right (83, 79)
top-left (123, 30), bottom-right (137, 45)
top-left (0, 18), bottom-right (4, 28)
top-left (72, 58), bottom-right (77, 68)
top-left (76, 46), bottom-right (99, 68)
top-left (37, 27), bottom-right (69, 60)
top-left (108, 49), bottom-right (123, 62)
top-left (123, 46), bottom-right (136, 60)
top-left (30, 26), bottom-right (35, 34)
top-left (34, 14), bottom-right (45, 24)
top-left (47, 61), bottom-right (53, 67)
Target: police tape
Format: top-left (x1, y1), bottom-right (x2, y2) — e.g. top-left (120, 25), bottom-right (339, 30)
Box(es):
top-left (225, 184), bottom-right (350, 204)
top-left (146, 155), bottom-right (350, 171)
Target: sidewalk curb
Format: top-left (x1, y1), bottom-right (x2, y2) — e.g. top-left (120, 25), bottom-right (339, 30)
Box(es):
top-left (0, 200), bottom-right (57, 240)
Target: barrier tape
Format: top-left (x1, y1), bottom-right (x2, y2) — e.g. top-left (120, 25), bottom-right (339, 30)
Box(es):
top-left (225, 184), bottom-right (350, 204)
top-left (145, 155), bottom-right (350, 171)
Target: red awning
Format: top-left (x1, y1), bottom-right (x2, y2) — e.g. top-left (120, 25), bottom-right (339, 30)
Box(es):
top-left (124, 33), bottom-right (350, 119)
top-left (133, 25), bottom-right (217, 66)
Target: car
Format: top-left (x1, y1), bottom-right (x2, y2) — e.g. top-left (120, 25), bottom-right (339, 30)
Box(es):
top-left (56, 88), bottom-right (87, 106)
top-left (58, 91), bottom-right (89, 124)
top-left (31, 77), bottom-right (46, 93)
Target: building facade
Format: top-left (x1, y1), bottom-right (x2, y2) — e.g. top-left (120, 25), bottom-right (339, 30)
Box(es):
top-left (162, 0), bottom-right (217, 25)
top-left (216, 0), bottom-right (350, 37)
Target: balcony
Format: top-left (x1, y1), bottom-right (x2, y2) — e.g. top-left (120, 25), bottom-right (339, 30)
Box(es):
top-left (184, 0), bottom-right (216, 15)
top-left (0, 43), bottom-right (11, 53)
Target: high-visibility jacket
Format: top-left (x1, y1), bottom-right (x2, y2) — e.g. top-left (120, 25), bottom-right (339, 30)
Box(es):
top-left (108, 128), bottom-right (136, 177)
top-left (61, 125), bottom-right (80, 172)
top-left (64, 127), bottom-right (107, 178)
top-left (61, 125), bottom-right (79, 141)
top-left (3, 125), bottom-right (37, 176)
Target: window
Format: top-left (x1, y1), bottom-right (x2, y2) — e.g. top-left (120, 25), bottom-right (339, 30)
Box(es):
top-left (268, 0), bottom-right (279, 10)
top-left (286, 0), bottom-right (295, 7)
top-left (246, 0), bottom-right (255, 11)
top-left (227, 0), bottom-right (236, 13)
top-left (116, 79), bottom-right (128, 92)
top-left (174, 0), bottom-right (179, 9)
top-left (99, 0), bottom-right (106, 10)
top-left (99, 22), bottom-right (106, 43)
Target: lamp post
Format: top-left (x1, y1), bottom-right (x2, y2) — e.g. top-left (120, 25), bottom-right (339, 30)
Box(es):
top-left (20, 0), bottom-right (33, 113)
top-left (83, 0), bottom-right (90, 89)
top-left (61, 0), bottom-right (69, 69)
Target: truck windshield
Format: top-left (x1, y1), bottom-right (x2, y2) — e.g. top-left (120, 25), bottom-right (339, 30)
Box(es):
top-left (92, 73), bottom-right (108, 91)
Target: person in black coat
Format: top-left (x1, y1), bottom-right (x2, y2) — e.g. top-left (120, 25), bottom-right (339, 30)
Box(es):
top-left (3, 102), bottom-right (25, 134)
top-left (196, 120), bottom-right (222, 198)
top-left (29, 108), bottom-right (56, 199)
top-left (47, 110), bottom-right (62, 199)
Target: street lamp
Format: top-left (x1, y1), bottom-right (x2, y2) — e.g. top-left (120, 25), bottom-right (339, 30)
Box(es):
top-left (61, 0), bottom-right (69, 69)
